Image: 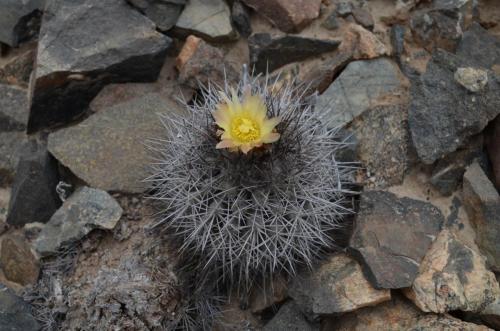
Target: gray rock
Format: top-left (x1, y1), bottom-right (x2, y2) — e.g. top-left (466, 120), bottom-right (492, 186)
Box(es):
top-left (349, 191), bottom-right (444, 289)
top-left (289, 254), bottom-right (391, 316)
top-left (0, 284), bottom-right (40, 331)
top-left (6, 138), bottom-right (60, 227)
top-left (482, 299), bottom-right (500, 330)
top-left (352, 8), bottom-right (374, 31)
top-left (232, 1), bottom-right (252, 38)
top-left (263, 301), bottom-right (318, 331)
top-left (127, 0), bottom-right (184, 31)
top-left (249, 33), bottom-right (340, 74)
top-left (409, 49), bottom-right (500, 164)
top-left (27, 0), bottom-right (172, 133)
top-left (456, 23), bottom-right (500, 69)
top-left (390, 24), bottom-right (405, 63)
top-left (0, 45), bottom-right (36, 87)
top-left (321, 12), bottom-right (340, 30)
top-left (486, 116), bottom-right (500, 190)
top-left (0, 235), bottom-right (40, 286)
top-left (0, 0), bottom-right (43, 47)
top-left (175, 0), bottom-right (237, 42)
top-left (336, 2), bottom-right (353, 17)
top-left (462, 161), bottom-right (500, 272)
top-left (48, 93), bottom-right (183, 193)
top-left (0, 84), bottom-right (28, 131)
top-left (0, 131), bottom-right (27, 186)
top-left (316, 58), bottom-right (408, 128)
top-left (455, 67), bottom-right (488, 92)
top-left (34, 187), bottom-right (122, 257)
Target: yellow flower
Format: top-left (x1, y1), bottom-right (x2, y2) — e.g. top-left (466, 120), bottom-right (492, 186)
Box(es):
top-left (213, 90), bottom-right (280, 154)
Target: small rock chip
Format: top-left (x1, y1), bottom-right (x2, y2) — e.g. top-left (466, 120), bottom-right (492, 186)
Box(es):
top-left (0, 0), bottom-right (42, 47)
top-left (321, 12), bottom-right (340, 30)
top-left (289, 254), bottom-right (391, 316)
top-left (349, 191), bottom-right (444, 289)
top-left (263, 301), bottom-right (318, 331)
top-left (242, 0), bottom-right (321, 33)
top-left (249, 33), bottom-right (340, 74)
top-left (336, 2), bottom-right (354, 17)
top-left (352, 8), bottom-right (374, 31)
top-left (34, 187), bottom-right (123, 257)
top-left (0, 236), bottom-right (40, 286)
top-left (127, 0), bottom-right (185, 31)
top-left (454, 67), bottom-right (489, 92)
top-left (0, 284), bottom-right (40, 331)
top-left (462, 161), bottom-right (500, 272)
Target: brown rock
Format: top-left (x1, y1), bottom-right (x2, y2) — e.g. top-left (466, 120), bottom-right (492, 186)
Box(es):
top-left (486, 116), bottom-right (500, 190)
top-left (289, 254), bottom-right (391, 316)
top-left (0, 236), bottom-right (40, 286)
top-left (352, 8), bottom-right (374, 31)
top-left (249, 276), bottom-right (288, 313)
top-left (0, 43), bottom-right (35, 87)
top-left (406, 229), bottom-right (499, 313)
top-left (341, 23), bottom-right (389, 60)
top-left (241, 0), bottom-right (321, 33)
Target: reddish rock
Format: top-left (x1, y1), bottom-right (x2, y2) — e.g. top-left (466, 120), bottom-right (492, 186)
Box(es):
top-left (0, 235), bottom-right (40, 286)
top-left (241, 0), bottom-right (321, 33)
top-left (486, 116), bottom-right (500, 189)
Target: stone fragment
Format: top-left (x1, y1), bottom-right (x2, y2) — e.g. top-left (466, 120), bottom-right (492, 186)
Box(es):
top-left (456, 23), bottom-right (500, 69)
top-left (249, 276), bottom-right (287, 313)
top-left (344, 23), bottom-right (389, 60)
top-left (263, 301), bottom-right (318, 331)
top-left (34, 187), bottom-right (122, 257)
top-left (0, 284), bottom-right (40, 331)
top-left (336, 2), bottom-right (354, 17)
top-left (316, 58), bottom-right (408, 128)
top-left (0, 235), bottom-right (39, 286)
top-left (406, 230), bottom-right (499, 313)
top-left (127, 0), bottom-right (185, 31)
top-left (289, 254), bottom-right (390, 316)
top-left (27, 0), bottom-right (171, 133)
top-left (0, 0), bottom-right (43, 47)
top-left (6, 138), bottom-right (60, 227)
top-left (482, 299), bottom-right (500, 330)
top-left (486, 116), bottom-right (500, 189)
top-left (321, 12), bottom-right (340, 30)
top-left (352, 8), bottom-right (374, 31)
top-left (0, 132), bottom-right (27, 187)
top-left (175, 0), bottom-right (237, 42)
top-left (462, 161), bottom-right (500, 272)
top-left (48, 93), bottom-right (183, 193)
top-left (232, 1), bottom-right (252, 38)
top-left (349, 191), bottom-right (444, 289)
top-left (248, 33), bottom-right (340, 74)
top-left (0, 84), bottom-right (29, 131)
top-left (390, 25), bottom-right (406, 63)
top-left (242, 0), bottom-right (321, 33)
top-left (0, 45), bottom-right (35, 87)
top-left (455, 67), bottom-right (489, 92)
top-left (409, 49), bottom-right (500, 164)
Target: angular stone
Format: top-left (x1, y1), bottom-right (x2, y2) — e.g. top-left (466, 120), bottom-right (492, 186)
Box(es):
top-left (0, 131), bottom-right (27, 186)
top-left (352, 8), bottom-right (375, 31)
top-left (242, 0), bottom-right (321, 33)
top-left (48, 93), bottom-right (183, 193)
top-left (462, 161), bottom-right (500, 272)
top-left (27, 0), bottom-right (171, 133)
top-left (0, 45), bottom-right (35, 87)
top-left (249, 33), bottom-right (340, 74)
top-left (34, 187), bottom-right (123, 257)
top-left (6, 138), bottom-right (60, 227)
top-left (321, 12), bottom-right (340, 30)
top-left (289, 254), bottom-right (391, 316)
top-left (249, 276), bottom-right (287, 314)
top-left (0, 84), bottom-right (28, 131)
top-left (127, 0), bottom-right (184, 31)
top-left (0, 284), bottom-right (40, 331)
top-left (455, 67), bottom-right (489, 92)
top-left (263, 301), bottom-right (318, 331)
top-left (409, 49), bottom-right (500, 164)
top-left (232, 1), bottom-right (252, 38)
top-left (406, 230), bottom-right (499, 313)
top-left (0, 0), bottom-right (43, 47)
top-left (175, 0), bottom-right (237, 42)
top-left (0, 235), bottom-right (39, 286)
top-left (349, 191), bottom-right (444, 289)
top-left (343, 23), bottom-right (389, 60)
top-left (336, 2), bottom-right (353, 17)
top-left (486, 116), bottom-right (500, 189)
top-left (456, 23), bottom-right (500, 69)
top-left (317, 58), bottom-right (408, 128)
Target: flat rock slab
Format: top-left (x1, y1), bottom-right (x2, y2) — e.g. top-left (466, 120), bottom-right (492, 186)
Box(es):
top-left (48, 93), bottom-right (183, 193)
top-left (289, 254), bottom-right (391, 316)
top-left (27, 0), bottom-right (171, 133)
top-left (0, 284), bottom-right (40, 331)
top-left (316, 58), bottom-right (408, 128)
top-left (242, 0), bottom-right (321, 33)
top-left (407, 229), bottom-right (499, 313)
top-left (0, 0), bottom-right (43, 47)
top-left (349, 191), bottom-right (444, 289)
top-left (175, 0), bottom-right (236, 42)
top-left (462, 161), bottom-right (500, 272)
top-left (263, 301), bottom-right (318, 331)
top-left (248, 33), bottom-right (340, 74)
top-left (34, 186), bottom-right (122, 257)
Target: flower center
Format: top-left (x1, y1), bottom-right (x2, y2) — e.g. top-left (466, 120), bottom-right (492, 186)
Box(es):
top-left (231, 116), bottom-right (260, 143)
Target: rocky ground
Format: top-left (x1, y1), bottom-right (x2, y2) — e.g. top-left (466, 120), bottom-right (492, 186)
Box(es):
top-left (1, 0), bottom-right (500, 330)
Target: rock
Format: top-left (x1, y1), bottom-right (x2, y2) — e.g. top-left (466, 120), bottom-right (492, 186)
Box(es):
top-left (456, 23), bottom-right (500, 69)
top-left (0, 236), bottom-right (39, 286)
top-left (406, 230), bottom-right (499, 313)
top-left (0, 0), bottom-right (43, 47)
top-left (6, 138), bottom-right (60, 227)
top-left (27, 0), bottom-right (172, 133)
top-left (462, 161), bottom-right (500, 272)
top-left (486, 116), bottom-right (500, 189)
top-left (336, 2), bottom-right (353, 17)
top-left (289, 254), bottom-right (391, 316)
top-left (0, 284), bottom-right (40, 331)
top-left (232, 1), bottom-right (252, 38)
top-left (34, 187), bottom-right (122, 257)
top-left (127, 0), bottom-right (184, 31)
top-left (175, 0), bottom-right (237, 42)
top-left (242, 0), bottom-right (321, 33)
top-left (263, 301), bottom-right (318, 331)
top-left (321, 12), bottom-right (340, 30)
top-left (316, 58), bottom-right (408, 128)
top-left (409, 49), bottom-right (500, 164)
top-left (455, 67), bottom-right (489, 92)
top-left (48, 93), bottom-right (183, 193)
top-left (176, 35), bottom-right (238, 88)
top-left (390, 25), bottom-right (406, 63)
top-left (0, 45), bottom-right (36, 87)
top-left (0, 84), bottom-right (29, 131)
top-left (352, 8), bottom-right (375, 31)
top-left (343, 23), bottom-right (389, 60)
top-left (482, 299), bottom-right (500, 330)
top-left (249, 276), bottom-right (288, 313)
top-left (349, 191), bottom-right (444, 289)
top-left (0, 132), bottom-right (27, 186)
top-left (324, 294), bottom-right (493, 331)
top-left (248, 33), bottom-right (340, 74)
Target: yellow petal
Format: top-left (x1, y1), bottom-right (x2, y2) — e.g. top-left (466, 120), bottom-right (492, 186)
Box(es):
top-left (216, 140), bottom-right (236, 149)
top-left (262, 132), bottom-right (280, 143)
top-left (213, 105), bottom-right (231, 130)
top-left (243, 95), bottom-right (267, 122)
top-left (261, 117), bottom-right (280, 135)
top-left (240, 144), bottom-right (252, 154)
